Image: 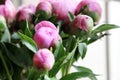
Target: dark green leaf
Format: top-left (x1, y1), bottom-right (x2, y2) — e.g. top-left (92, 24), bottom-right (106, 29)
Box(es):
top-left (68, 12), bottom-right (74, 22)
top-left (93, 24), bottom-right (119, 34)
top-left (18, 32), bottom-right (38, 53)
top-left (60, 72), bottom-right (96, 80)
top-left (5, 43), bottom-right (32, 67)
top-left (78, 43), bottom-right (87, 59)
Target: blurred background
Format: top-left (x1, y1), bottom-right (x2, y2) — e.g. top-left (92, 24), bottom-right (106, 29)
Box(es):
top-left (9, 0), bottom-right (120, 80)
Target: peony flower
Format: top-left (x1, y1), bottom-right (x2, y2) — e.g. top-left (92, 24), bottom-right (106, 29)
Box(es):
top-left (35, 21), bottom-right (57, 32)
top-left (36, 1), bottom-right (52, 18)
top-left (73, 15), bottom-right (93, 31)
top-left (0, 0), bottom-right (16, 23)
top-left (75, 0), bottom-right (102, 24)
top-left (16, 4), bottom-right (36, 21)
top-left (34, 27), bottom-right (61, 48)
top-left (33, 49), bottom-right (55, 71)
top-left (41, 0), bottom-right (80, 22)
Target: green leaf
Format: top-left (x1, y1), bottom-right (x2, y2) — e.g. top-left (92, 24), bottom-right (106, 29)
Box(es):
top-left (49, 44), bottom-right (77, 77)
top-left (0, 15), bottom-right (6, 32)
top-left (68, 12), bottom-right (74, 22)
top-left (93, 24), bottom-right (119, 34)
top-left (27, 67), bottom-right (45, 80)
top-left (0, 21), bottom-right (10, 42)
top-left (78, 43), bottom-right (87, 59)
top-left (4, 43), bottom-right (32, 67)
top-left (88, 33), bottom-right (108, 44)
top-left (54, 42), bottom-right (66, 61)
top-left (73, 65), bottom-right (97, 80)
top-left (73, 65), bottom-right (93, 73)
top-left (18, 32), bottom-right (38, 53)
top-left (60, 72), bottom-right (96, 80)
top-left (25, 20), bottom-right (32, 38)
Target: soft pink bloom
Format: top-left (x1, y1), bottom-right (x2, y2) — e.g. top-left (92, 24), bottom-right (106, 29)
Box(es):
top-left (73, 15), bottom-right (93, 31)
top-left (34, 27), bottom-right (61, 48)
top-left (41, 0), bottom-right (80, 21)
top-left (16, 4), bottom-right (36, 21)
top-left (35, 21), bottom-right (57, 32)
top-left (75, 0), bottom-right (102, 23)
top-left (36, 1), bottom-right (52, 17)
top-left (33, 49), bottom-right (55, 71)
top-left (0, 0), bottom-right (16, 23)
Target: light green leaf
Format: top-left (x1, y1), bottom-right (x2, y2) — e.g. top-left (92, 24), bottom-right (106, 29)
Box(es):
top-left (18, 32), bottom-right (38, 53)
top-left (0, 19), bottom-right (10, 42)
top-left (25, 20), bottom-right (32, 38)
top-left (68, 12), bottom-right (74, 22)
top-left (78, 43), bottom-right (87, 59)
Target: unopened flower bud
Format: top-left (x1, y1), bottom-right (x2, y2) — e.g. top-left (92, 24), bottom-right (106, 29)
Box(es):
top-left (75, 0), bottom-right (102, 24)
top-left (0, 0), bottom-right (16, 24)
top-left (16, 4), bottom-right (36, 21)
top-left (73, 15), bottom-right (93, 31)
top-left (36, 1), bottom-right (52, 19)
top-left (34, 27), bottom-right (61, 48)
top-left (35, 21), bottom-right (57, 32)
top-left (33, 49), bottom-right (55, 71)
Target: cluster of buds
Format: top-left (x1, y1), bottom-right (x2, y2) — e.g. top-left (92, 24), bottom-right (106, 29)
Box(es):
top-left (0, 0), bottom-right (102, 72)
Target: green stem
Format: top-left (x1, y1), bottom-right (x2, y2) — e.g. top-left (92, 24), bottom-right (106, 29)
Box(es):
top-left (0, 50), bottom-right (12, 80)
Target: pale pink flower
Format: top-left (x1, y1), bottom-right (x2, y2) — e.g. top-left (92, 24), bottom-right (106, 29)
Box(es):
top-left (33, 49), bottom-right (55, 71)
top-left (34, 27), bottom-right (61, 48)
top-left (35, 21), bottom-right (57, 32)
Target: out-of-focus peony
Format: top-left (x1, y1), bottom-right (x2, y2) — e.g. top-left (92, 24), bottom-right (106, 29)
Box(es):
top-left (73, 15), bottom-right (93, 31)
top-left (40, 0), bottom-right (80, 22)
top-left (36, 1), bottom-right (52, 18)
top-left (33, 49), bottom-right (55, 71)
top-left (16, 4), bottom-right (36, 21)
top-left (35, 21), bottom-right (57, 32)
top-left (75, 0), bottom-right (102, 24)
top-left (0, 0), bottom-right (16, 23)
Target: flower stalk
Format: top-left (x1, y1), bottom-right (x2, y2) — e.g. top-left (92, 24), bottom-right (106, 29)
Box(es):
top-left (0, 50), bottom-right (12, 80)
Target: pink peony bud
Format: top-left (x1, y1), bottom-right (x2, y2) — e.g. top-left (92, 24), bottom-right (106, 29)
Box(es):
top-left (16, 4), bottom-right (36, 21)
top-left (73, 15), bottom-right (93, 31)
top-left (33, 49), bottom-right (55, 71)
top-left (75, 0), bottom-right (102, 24)
top-left (0, 0), bottom-right (16, 23)
top-left (34, 27), bottom-right (61, 48)
top-left (35, 21), bottom-right (57, 32)
top-left (36, 1), bottom-right (52, 17)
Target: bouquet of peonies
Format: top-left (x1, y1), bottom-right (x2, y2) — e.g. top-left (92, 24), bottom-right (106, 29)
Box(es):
top-left (0, 0), bottom-right (118, 80)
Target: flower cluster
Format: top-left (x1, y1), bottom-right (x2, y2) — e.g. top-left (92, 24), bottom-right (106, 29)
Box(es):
top-left (0, 0), bottom-right (118, 80)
